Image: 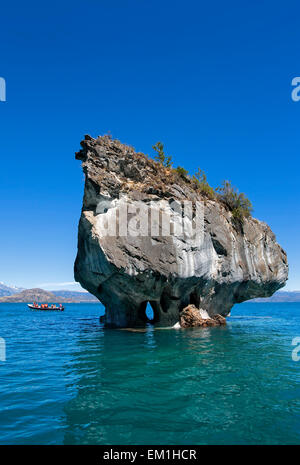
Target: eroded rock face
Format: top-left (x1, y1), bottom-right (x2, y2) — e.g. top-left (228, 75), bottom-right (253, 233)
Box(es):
top-left (74, 135), bottom-right (288, 327)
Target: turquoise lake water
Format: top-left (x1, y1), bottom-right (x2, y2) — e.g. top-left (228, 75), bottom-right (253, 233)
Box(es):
top-left (0, 302), bottom-right (299, 444)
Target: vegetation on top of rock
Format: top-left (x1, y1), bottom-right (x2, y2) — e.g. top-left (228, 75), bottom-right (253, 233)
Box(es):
top-left (175, 166), bottom-right (189, 179)
top-left (216, 180), bottom-right (253, 220)
top-left (192, 168), bottom-right (215, 200)
top-left (79, 135), bottom-right (253, 222)
top-left (152, 142), bottom-right (173, 168)
top-left (150, 141), bottom-right (252, 220)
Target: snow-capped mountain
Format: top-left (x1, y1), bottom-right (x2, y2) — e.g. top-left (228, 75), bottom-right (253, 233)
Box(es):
top-left (0, 282), bottom-right (24, 297)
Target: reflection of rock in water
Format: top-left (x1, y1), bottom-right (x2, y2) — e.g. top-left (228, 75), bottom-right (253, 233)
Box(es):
top-left (63, 318), bottom-right (233, 445)
top-left (74, 135), bottom-right (288, 328)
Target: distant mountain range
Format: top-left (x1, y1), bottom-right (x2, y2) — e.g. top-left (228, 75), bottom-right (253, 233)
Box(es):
top-left (0, 288), bottom-right (67, 303)
top-left (0, 283), bottom-right (98, 303)
top-left (251, 291), bottom-right (300, 302)
top-left (0, 282), bottom-right (299, 303)
top-left (0, 282), bottom-right (24, 297)
top-left (50, 290), bottom-right (98, 302)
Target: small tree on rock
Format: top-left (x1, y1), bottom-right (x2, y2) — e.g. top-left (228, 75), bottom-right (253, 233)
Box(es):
top-left (192, 168), bottom-right (215, 199)
top-left (152, 142), bottom-right (173, 168)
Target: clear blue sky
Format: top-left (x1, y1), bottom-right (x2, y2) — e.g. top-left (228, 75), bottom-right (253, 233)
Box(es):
top-left (0, 0), bottom-right (299, 290)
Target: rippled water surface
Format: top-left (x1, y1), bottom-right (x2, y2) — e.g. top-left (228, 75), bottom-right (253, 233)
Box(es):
top-left (0, 302), bottom-right (299, 444)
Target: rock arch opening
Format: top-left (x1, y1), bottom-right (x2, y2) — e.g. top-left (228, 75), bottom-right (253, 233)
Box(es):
top-left (138, 301), bottom-right (159, 324)
top-left (146, 303), bottom-right (154, 321)
top-left (189, 291), bottom-right (200, 307)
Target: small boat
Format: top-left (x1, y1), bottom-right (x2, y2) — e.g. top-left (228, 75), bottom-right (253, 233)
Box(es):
top-left (27, 304), bottom-right (64, 311)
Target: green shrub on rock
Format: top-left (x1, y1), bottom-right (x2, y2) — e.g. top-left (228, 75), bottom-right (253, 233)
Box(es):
top-left (216, 180), bottom-right (253, 219)
top-left (192, 168), bottom-right (215, 199)
top-left (152, 142), bottom-right (173, 168)
top-left (175, 166), bottom-right (189, 179)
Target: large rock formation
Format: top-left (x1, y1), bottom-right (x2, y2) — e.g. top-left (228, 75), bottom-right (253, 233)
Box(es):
top-left (74, 135), bottom-right (288, 327)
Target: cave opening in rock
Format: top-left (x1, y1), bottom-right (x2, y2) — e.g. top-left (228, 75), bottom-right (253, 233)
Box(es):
top-left (138, 301), bottom-right (159, 324)
top-left (189, 291), bottom-right (200, 307)
top-left (146, 303), bottom-right (154, 321)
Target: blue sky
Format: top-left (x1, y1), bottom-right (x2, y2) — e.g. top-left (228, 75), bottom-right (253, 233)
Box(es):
top-left (0, 0), bottom-right (299, 290)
